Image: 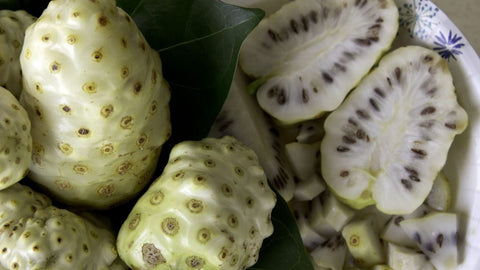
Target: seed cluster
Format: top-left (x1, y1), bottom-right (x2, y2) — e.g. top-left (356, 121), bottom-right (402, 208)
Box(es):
top-left (239, 0), bottom-right (399, 124)
top-left (321, 46), bottom-right (468, 214)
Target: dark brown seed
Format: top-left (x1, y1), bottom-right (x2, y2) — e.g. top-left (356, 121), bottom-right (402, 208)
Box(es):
top-left (301, 16), bottom-right (309, 31)
top-left (336, 146), bottom-right (350, 152)
top-left (354, 38), bottom-right (371, 47)
top-left (340, 171), bottom-right (349, 177)
top-left (425, 242), bottom-right (436, 253)
top-left (356, 129), bottom-right (366, 140)
top-left (394, 216), bottom-right (405, 226)
top-left (277, 90), bottom-right (286, 105)
top-left (369, 24), bottom-right (381, 30)
top-left (290, 19), bottom-right (298, 33)
top-left (376, 17), bottom-right (384, 23)
top-left (267, 29), bottom-right (278, 42)
top-left (342, 136), bottom-right (356, 144)
top-left (411, 148), bottom-right (427, 158)
top-left (404, 166), bottom-right (419, 177)
top-left (302, 89), bottom-right (309, 103)
top-left (369, 98), bottom-right (380, 111)
top-left (310, 11), bottom-right (318, 23)
top-left (409, 175), bottom-right (420, 182)
top-left (427, 87), bottom-right (437, 96)
top-left (445, 122), bottom-right (457, 129)
top-left (401, 179), bottom-right (413, 190)
top-left (374, 88), bottom-right (385, 98)
top-left (423, 55), bottom-right (434, 63)
top-left (343, 51), bottom-right (355, 61)
top-left (387, 77), bottom-right (392, 86)
top-left (436, 234), bottom-right (444, 247)
top-left (334, 63), bottom-right (347, 72)
top-left (368, 36), bottom-right (379, 42)
top-left (348, 118), bottom-right (358, 126)
top-left (322, 72), bottom-right (334, 84)
top-left (395, 67), bottom-right (402, 82)
top-left (421, 106), bottom-right (436, 115)
top-left (356, 109), bottom-right (370, 120)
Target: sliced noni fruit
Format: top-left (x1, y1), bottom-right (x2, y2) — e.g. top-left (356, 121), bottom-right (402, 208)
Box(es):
top-left (321, 46), bottom-right (468, 214)
top-left (239, 0), bottom-right (398, 124)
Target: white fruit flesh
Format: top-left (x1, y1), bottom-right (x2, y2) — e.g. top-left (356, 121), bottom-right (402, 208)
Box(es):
top-left (386, 242), bottom-right (435, 270)
top-left (308, 196), bottom-right (337, 237)
top-left (321, 46), bottom-right (468, 214)
top-left (0, 87), bottom-right (32, 190)
top-left (341, 217), bottom-right (385, 267)
top-left (20, 0), bottom-right (171, 209)
top-left (0, 10), bottom-right (36, 98)
top-left (400, 212), bottom-right (458, 270)
top-left (210, 68), bottom-right (296, 201)
top-left (310, 234), bottom-right (347, 270)
top-left (425, 171), bottom-right (451, 211)
top-left (380, 204), bottom-right (430, 248)
top-left (290, 200), bottom-right (326, 250)
top-left (0, 184), bottom-right (125, 269)
top-left (240, 0), bottom-right (399, 124)
top-left (322, 192), bottom-right (355, 232)
top-left (117, 136), bottom-right (276, 270)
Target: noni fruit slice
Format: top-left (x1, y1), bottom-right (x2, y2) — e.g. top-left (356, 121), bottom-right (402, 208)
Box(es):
top-left (239, 0), bottom-right (398, 124)
top-left (0, 10), bottom-right (36, 98)
top-left (321, 46), bottom-right (468, 214)
top-left (0, 183), bottom-right (126, 269)
top-left (0, 86), bottom-right (32, 190)
top-left (210, 68), bottom-right (296, 201)
top-left (117, 136), bottom-right (276, 270)
top-left (400, 212), bottom-right (459, 270)
top-left (20, 0), bottom-right (171, 209)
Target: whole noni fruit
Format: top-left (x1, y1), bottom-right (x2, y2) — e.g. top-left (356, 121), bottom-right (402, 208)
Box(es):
top-left (20, 0), bottom-right (171, 209)
top-left (0, 183), bottom-right (127, 270)
top-left (0, 10), bottom-right (36, 98)
top-left (0, 86), bottom-right (32, 190)
top-left (117, 136), bottom-right (276, 270)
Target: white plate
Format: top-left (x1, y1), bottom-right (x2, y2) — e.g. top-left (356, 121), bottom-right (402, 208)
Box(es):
top-left (392, 0), bottom-right (480, 268)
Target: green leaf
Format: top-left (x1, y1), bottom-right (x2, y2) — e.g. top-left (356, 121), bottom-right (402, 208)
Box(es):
top-left (118, 1), bottom-right (313, 269)
top-left (118, 0), bottom-right (264, 143)
top-left (248, 190), bottom-right (314, 270)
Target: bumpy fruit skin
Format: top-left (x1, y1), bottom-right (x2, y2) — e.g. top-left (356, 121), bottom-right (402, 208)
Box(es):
top-left (117, 136), bottom-right (276, 270)
top-left (0, 86), bottom-right (32, 190)
top-left (0, 10), bottom-right (36, 98)
top-left (0, 183), bottom-right (126, 270)
top-left (20, 0), bottom-right (171, 209)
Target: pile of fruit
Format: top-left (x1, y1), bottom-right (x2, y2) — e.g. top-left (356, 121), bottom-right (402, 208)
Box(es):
top-left (0, 0), bottom-right (468, 269)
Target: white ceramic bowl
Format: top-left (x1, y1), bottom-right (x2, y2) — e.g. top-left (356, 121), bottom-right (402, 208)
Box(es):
top-left (391, 0), bottom-right (480, 268)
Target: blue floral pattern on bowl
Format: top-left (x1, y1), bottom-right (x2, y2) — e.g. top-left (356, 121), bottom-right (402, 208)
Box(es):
top-left (396, 0), bottom-right (467, 61)
top-left (398, 0), bottom-right (439, 40)
top-left (433, 30), bottom-right (465, 61)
